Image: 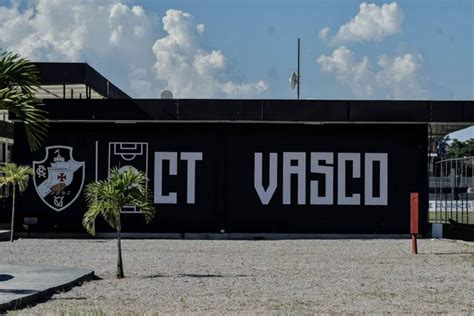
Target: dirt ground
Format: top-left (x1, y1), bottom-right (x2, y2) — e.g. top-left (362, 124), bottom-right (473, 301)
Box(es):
top-left (1, 238), bottom-right (473, 314)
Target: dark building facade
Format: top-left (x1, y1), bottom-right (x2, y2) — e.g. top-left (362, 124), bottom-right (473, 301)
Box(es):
top-left (12, 98), bottom-right (474, 236)
top-left (6, 64), bottom-right (474, 236)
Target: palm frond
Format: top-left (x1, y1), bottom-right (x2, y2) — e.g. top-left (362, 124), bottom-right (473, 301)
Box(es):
top-left (0, 163), bottom-right (33, 193)
top-left (0, 51), bottom-right (40, 90)
top-left (83, 167), bottom-right (156, 234)
top-left (0, 51), bottom-right (48, 151)
top-left (82, 200), bottom-right (105, 236)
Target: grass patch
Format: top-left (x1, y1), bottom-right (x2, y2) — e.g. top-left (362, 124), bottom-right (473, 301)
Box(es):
top-left (429, 211), bottom-right (473, 224)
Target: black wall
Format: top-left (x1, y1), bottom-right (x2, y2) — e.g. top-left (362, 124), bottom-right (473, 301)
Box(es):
top-left (12, 122), bottom-right (428, 235)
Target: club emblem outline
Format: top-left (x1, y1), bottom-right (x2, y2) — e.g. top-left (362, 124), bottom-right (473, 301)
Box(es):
top-left (33, 145), bottom-right (85, 212)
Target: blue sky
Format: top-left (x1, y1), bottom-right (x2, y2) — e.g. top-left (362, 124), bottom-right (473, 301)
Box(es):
top-left (126, 0), bottom-right (473, 100)
top-left (0, 0), bottom-right (473, 139)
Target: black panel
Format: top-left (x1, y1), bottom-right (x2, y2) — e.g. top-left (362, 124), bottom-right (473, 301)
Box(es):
top-left (14, 123), bottom-right (225, 233)
top-left (43, 99), bottom-right (151, 120)
top-left (138, 100), bottom-right (179, 120)
top-left (178, 99), bottom-right (262, 120)
top-left (431, 101), bottom-right (465, 122)
top-left (225, 124), bottom-right (428, 233)
top-left (35, 99), bottom-right (474, 123)
top-left (35, 63), bottom-right (86, 84)
top-left (463, 102), bottom-right (474, 122)
top-left (263, 100), bottom-right (348, 121)
top-left (349, 101), bottom-right (431, 122)
top-left (12, 122), bottom-right (428, 235)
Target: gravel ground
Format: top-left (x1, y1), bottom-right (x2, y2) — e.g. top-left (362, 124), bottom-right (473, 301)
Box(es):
top-left (1, 238), bottom-right (473, 315)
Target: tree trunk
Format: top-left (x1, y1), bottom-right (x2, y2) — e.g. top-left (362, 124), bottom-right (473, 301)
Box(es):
top-left (116, 229), bottom-right (124, 278)
top-left (10, 186), bottom-right (16, 242)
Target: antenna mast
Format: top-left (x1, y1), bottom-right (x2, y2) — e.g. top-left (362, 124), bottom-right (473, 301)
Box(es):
top-left (297, 37), bottom-right (300, 100)
top-left (289, 37), bottom-right (301, 99)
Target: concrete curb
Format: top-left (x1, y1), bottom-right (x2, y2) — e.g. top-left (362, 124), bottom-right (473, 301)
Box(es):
top-left (0, 266), bottom-right (95, 312)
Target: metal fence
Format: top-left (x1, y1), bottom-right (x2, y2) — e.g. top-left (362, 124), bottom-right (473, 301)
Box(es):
top-left (430, 157), bottom-right (473, 224)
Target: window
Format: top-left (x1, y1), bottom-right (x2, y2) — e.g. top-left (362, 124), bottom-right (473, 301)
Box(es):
top-left (0, 143), bottom-right (4, 163)
top-left (6, 144), bottom-right (12, 162)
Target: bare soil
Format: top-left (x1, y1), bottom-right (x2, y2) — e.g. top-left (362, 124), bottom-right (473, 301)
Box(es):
top-left (1, 238), bottom-right (473, 315)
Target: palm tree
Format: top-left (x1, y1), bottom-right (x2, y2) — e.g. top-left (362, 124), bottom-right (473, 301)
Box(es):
top-left (83, 167), bottom-right (155, 278)
top-left (0, 50), bottom-right (48, 151)
top-left (0, 163), bottom-right (33, 242)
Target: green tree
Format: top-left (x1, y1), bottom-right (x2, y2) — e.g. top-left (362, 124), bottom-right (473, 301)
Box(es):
top-left (0, 163), bottom-right (33, 242)
top-left (0, 50), bottom-right (48, 151)
top-left (446, 138), bottom-right (474, 158)
top-left (82, 168), bottom-right (155, 278)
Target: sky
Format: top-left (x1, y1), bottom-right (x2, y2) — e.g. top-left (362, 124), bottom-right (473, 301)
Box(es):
top-left (0, 0), bottom-right (473, 139)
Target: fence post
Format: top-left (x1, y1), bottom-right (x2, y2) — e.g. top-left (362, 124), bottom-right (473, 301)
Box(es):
top-left (410, 192), bottom-right (419, 254)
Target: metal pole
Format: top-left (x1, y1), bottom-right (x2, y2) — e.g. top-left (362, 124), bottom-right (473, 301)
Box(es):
top-left (412, 234), bottom-right (418, 254)
top-left (434, 161), bottom-right (437, 222)
top-left (450, 162), bottom-right (454, 220)
top-left (435, 161), bottom-right (440, 222)
top-left (410, 192), bottom-right (419, 254)
top-left (455, 159), bottom-right (458, 222)
top-left (297, 37), bottom-right (300, 100)
top-left (443, 160), bottom-right (448, 223)
top-left (461, 159), bottom-right (464, 223)
top-left (467, 157), bottom-right (470, 224)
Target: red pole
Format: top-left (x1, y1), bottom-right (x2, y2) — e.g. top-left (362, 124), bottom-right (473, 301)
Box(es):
top-left (411, 234), bottom-right (418, 254)
top-left (410, 193), bottom-right (419, 254)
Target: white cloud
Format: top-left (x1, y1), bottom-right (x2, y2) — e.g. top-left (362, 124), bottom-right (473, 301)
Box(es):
top-left (220, 80), bottom-right (268, 96)
top-left (319, 27), bottom-right (330, 40)
top-left (375, 53), bottom-right (426, 99)
top-left (196, 24), bottom-right (205, 34)
top-left (327, 2), bottom-right (403, 44)
top-left (317, 46), bottom-right (374, 97)
top-left (0, 0), bottom-right (158, 96)
top-left (194, 50), bottom-right (225, 76)
top-left (152, 9), bottom-right (267, 98)
top-left (376, 53), bottom-right (422, 82)
top-left (317, 2), bottom-right (426, 99)
top-left (0, 1), bottom-right (267, 98)
top-left (317, 46), bottom-right (427, 99)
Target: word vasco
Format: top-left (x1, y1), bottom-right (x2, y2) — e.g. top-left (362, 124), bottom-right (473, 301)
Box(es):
top-left (254, 152), bottom-right (388, 206)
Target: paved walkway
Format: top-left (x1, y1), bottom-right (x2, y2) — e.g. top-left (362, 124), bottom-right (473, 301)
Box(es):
top-left (0, 264), bottom-right (94, 311)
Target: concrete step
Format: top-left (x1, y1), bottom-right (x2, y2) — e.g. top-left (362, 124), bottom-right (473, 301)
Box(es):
top-left (0, 230), bottom-right (10, 241)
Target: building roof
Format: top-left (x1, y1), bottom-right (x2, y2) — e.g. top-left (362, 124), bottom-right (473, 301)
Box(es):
top-left (33, 62), bottom-right (130, 99)
top-left (29, 62), bottom-right (473, 138)
top-left (40, 99), bottom-right (473, 138)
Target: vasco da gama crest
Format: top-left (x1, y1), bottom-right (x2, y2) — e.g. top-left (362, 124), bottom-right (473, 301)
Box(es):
top-left (33, 146), bottom-right (85, 212)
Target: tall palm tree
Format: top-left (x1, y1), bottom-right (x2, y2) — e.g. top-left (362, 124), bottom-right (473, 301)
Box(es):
top-left (0, 50), bottom-right (48, 151)
top-left (83, 167), bottom-right (155, 278)
top-left (0, 163), bottom-right (33, 242)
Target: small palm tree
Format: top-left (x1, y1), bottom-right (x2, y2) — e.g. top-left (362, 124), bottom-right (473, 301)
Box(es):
top-left (0, 50), bottom-right (48, 151)
top-left (83, 167), bottom-right (155, 278)
top-left (0, 163), bottom-right (33, 242)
